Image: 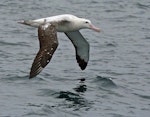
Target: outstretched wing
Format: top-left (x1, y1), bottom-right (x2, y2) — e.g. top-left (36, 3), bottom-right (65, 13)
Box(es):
top-left (30, 23), bottom-right (58, 79)
top-left (65, 31), bottom-right (89, 70)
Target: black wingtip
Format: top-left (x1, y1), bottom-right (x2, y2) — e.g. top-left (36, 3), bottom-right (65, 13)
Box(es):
top-left (80, 62), bottom-right (87, 70)
top-left (29, 67), bottom-right (42, 79)
top-left (76, 55), bottom-right (88, 70)
top-left (29, 73), bottom-right (36, 79)
top-left (29, 75), bottom-right (34, 79)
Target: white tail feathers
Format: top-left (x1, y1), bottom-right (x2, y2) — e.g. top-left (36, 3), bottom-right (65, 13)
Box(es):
top-left (17, 20), bottom-right (40, 27)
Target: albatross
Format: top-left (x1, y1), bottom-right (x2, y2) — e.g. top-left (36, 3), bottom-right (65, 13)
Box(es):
top-left (18, 14), bottom-right (100, 79)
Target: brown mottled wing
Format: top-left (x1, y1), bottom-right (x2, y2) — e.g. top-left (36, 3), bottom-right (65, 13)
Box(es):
top-left (29, 23), bottom-right (58, 79)
top-left (65, 31), bottom-right (89, 70)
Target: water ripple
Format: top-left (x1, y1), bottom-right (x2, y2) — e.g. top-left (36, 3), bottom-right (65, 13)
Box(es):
top-left (93, 76), bottom-right (117, 89)
top-left (133, 93), bottom-right (150, 100)
top-left (136, 2), bottom-right (150, 9)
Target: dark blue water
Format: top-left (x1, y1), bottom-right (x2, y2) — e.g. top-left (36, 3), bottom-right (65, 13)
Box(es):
top-left (0, 0), bottom-right (150, 117)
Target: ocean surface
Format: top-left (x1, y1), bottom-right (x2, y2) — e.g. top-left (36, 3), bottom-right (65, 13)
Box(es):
top-left (0, 0), bottom-right (150, 117)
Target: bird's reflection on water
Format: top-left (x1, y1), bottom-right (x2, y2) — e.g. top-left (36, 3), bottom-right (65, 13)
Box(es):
top-left (74, 84), bottom-right (87, 93)
top-left (74, 78), bottom-right (87, 93)
top-left (54, 80), bottom-right (91, 110)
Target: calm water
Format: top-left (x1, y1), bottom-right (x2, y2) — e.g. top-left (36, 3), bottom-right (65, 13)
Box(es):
top-left (0, 0), bottom-right (150, 117)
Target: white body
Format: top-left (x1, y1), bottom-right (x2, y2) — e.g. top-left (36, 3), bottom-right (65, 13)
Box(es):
top-left (21, 14), bottom-right (90, 32)
top-left (19, 14), bottom-right (100, 32)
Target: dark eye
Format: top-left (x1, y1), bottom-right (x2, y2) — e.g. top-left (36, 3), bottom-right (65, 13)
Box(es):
top-left (85, 21), bottom-right (88, 23)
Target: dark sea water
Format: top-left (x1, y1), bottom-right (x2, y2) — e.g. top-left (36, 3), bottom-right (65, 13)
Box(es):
top-left (0, 0), bottom-right (150, 117)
